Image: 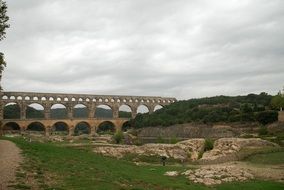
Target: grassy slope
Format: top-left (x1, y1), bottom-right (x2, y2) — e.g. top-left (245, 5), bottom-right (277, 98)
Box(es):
top-left (4, 137), bottom-right (284, 190)
top-left (245, 151), bottom-right (284, 165)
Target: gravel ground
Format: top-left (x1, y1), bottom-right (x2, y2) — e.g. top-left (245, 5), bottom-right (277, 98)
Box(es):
top-left (0, 140), bottom-right (22, 190)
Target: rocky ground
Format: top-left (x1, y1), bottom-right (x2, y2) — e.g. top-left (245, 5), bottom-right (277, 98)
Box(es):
top-left (165, 161), bottom-right (284, 186)
top-left (200, 138), bottom-right (278, 164)
top-left (93, 138), bottom-right (205, 161)
top-left (92, 137), bottom-right (278, 162)
top-left (182, 163), bottom-right (254, 186)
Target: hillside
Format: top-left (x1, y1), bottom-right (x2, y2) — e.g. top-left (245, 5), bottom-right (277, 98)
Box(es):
top-left (130, 92), bottom-right (278, 128)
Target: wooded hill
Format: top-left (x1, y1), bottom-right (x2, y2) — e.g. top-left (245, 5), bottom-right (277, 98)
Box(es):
top-left (130, 92), bottom-right (280, 128)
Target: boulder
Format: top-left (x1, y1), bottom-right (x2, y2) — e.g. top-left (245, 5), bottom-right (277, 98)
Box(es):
top-left (164, 171), bottom-right (179, 177)
top-left (200, 138), bottom-right (278, 164)
top-left (182, 164), bottom-right (254, 186)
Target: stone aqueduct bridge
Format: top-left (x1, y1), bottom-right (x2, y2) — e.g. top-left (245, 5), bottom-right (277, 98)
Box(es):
top-left (0, 91), bottom-right (176, 135)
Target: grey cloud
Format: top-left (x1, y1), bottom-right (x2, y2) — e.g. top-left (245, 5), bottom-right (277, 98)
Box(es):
top-left (1, 0), bottom-right (284, 100)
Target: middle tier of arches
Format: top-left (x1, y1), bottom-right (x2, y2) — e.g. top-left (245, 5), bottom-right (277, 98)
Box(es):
top-left (3, 102), bottom-right (164, 120)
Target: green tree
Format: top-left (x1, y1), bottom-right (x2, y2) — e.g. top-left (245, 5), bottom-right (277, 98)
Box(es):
top-left (112, 131), bottom-right (124, 144)
top-left (271, 95), bottom-right (284, 111)
top-left (0, 0), bottom-right (9, 90)
top-left (255, 111), bottom-right (278, 125)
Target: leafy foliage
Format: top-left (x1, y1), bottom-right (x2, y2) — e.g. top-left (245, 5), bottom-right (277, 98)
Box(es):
top-left (0, 0), bottom-right (9, 40)
top-left (271, 95), bottom-right (284, 111)
top-left (204, 139), bottom-right (214, 151)
top-left (0, 0), bottom-right (9, 90)
top-left (112, 131), bottom-right (124, 144)
top-left (258, 126), bottom-right (268, 136)
top-left (255, 111), bottom-right (278, 125)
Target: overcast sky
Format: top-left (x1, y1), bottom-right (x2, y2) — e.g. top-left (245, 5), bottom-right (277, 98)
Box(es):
top-left (0, 0), bottom-right (284, 100)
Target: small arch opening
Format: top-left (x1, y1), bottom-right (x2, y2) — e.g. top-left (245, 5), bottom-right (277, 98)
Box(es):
top-left (2, 95), bottom-right (8, 100)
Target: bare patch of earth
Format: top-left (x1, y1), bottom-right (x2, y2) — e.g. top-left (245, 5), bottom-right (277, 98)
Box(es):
top-left (0, 140), bottom-right (22, 190)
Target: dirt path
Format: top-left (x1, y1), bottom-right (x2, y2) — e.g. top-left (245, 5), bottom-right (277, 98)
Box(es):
top-left (0, 140), bottom-right (22, 190)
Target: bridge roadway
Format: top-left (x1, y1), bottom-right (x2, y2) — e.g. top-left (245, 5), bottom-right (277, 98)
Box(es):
top-left (0, 91), bottom-right (176, 135)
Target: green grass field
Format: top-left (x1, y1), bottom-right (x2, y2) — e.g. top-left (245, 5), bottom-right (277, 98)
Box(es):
top-left (3, 137), bottom-right (284, 190)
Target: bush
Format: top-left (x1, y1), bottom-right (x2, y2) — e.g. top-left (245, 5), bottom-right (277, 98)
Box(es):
top-left (204, 139), bottom-right (214, 152)
top-left (157, 136), bottom-right (165, 143)
top-left (169, 136), bottom-right (178, 144)
top-left (258, 126), bottom-right (268, 136)
top-left (255, 111), bottom-right (278, 125)
top-left (112, 131), bottom-right (124, 144)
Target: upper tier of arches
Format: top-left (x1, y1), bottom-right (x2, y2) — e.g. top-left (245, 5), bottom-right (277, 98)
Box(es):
top-left (1, 91), bottom-right (176, 105)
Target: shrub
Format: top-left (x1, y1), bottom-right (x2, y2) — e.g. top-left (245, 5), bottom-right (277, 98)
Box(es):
top-left (255, 111), bottom-right (278, 125)
top-left (112, 131), bottom-right (124, 144)
top-left (258, 126), bottom-right (268, 136)
top-left (169, 136), bottom-right (178, 144)
top-left (204, 139), bottom-right (214, 152)
top-left (157, 136), bottom-right (165, 143)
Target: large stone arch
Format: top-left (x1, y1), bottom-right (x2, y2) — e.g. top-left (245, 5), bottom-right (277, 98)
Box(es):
top-left (3, 102), bottom-right (21, 119)
top-left (73, 103), bottom-right (89, 118)
top-left (97, 121), bottom-right (115, 134)
top-left (26, 103), bottom-right (45, 119)
top-left (137, 104), bottom-right (149, 114)
top-left (26, 122), bottom-right (46, 133)
top-left (154, 104), bottom-right (163, 112)
top-left (74, 121), bottom-right (91, 135)
top-left (121, 121), bottom-right (131, 132)
top-left (95, 104), bottom-right (113, 118)
top-left (2, 122), bottom-right (21, 134)
top-left (52, 121), bottom-right (69, 135)
top-left (51, 103), bottom-right (68, 119)
top-left (118, 104), bottom-right (132, 118)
